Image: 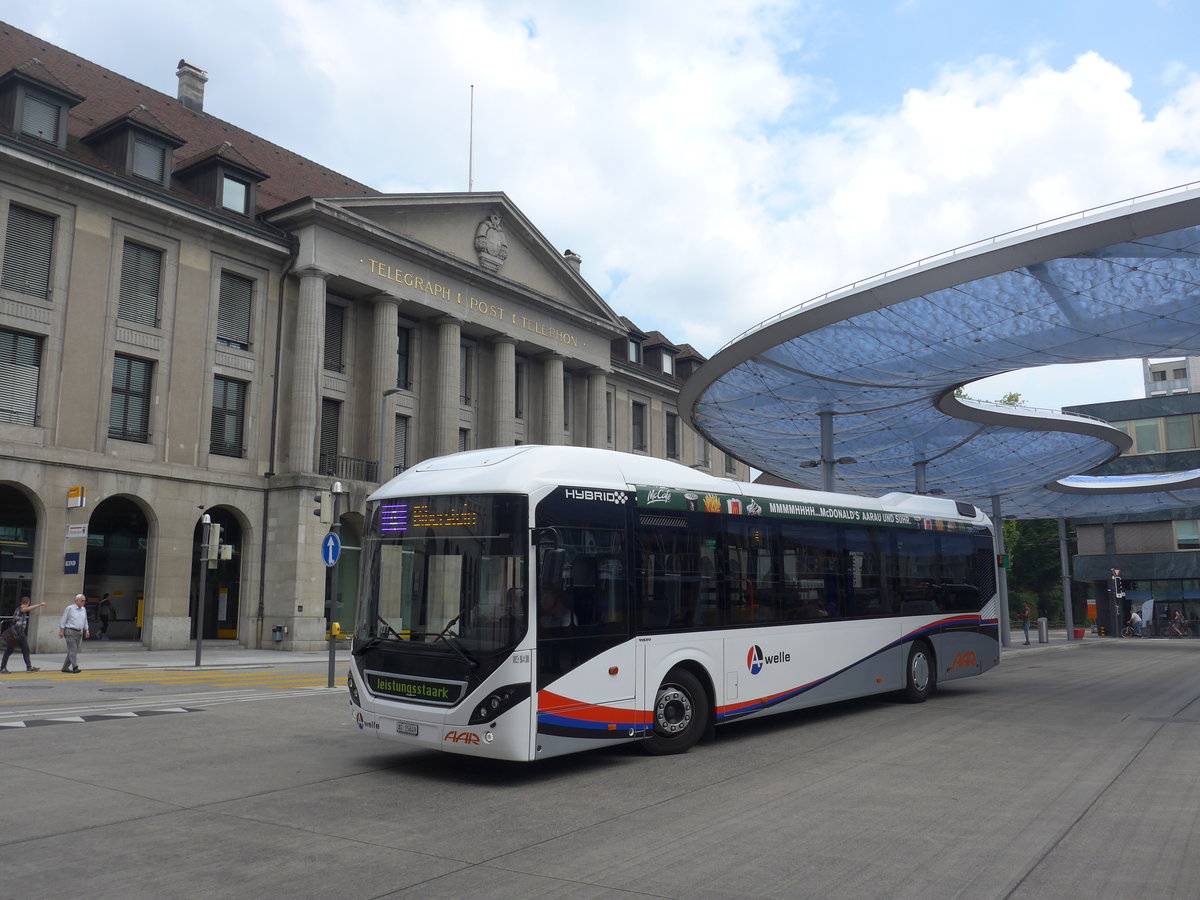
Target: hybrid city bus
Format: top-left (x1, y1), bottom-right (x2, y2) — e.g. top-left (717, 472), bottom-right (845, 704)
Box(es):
top-left (348, 446), bottom-right (1000, 761)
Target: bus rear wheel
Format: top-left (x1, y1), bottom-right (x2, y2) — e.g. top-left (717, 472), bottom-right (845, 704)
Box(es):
top-left (901, 641), bottom-right (936, 703)
top-left (643, 668), bottom-right (709, 755)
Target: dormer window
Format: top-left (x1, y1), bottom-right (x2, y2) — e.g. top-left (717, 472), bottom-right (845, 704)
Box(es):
top-left (0, 59), bottom-right (85, 152)
top-left (661, 352), bottom-right (675, 376)
top-left (175, 142), bottom-right (266, 218)
top-left (628, 338), bottom-right (642, 364)
top-left (221, 175), bottom-right (249, 214)
top-left (83, 106), bottom-right (184, 189)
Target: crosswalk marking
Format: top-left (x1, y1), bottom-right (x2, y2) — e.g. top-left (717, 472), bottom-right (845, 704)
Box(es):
top-left (1, 707), bottom-right (197, 728)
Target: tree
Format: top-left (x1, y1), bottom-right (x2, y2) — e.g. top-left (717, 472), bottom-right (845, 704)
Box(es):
top-left (1004, 519), bottom-right (1076, 624)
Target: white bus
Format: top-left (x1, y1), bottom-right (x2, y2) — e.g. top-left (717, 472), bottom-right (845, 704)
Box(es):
top-left (348, 446), bottom-right (1000, 761)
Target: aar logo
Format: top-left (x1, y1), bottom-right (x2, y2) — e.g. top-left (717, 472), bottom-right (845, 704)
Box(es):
top-left (747, 644), bottom-right (790, 675)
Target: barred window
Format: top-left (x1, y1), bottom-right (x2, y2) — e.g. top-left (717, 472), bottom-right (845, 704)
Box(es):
top-left (109, 354), bottom-right (153, 442)
top-left (211, 376), bottom-right (247, 457)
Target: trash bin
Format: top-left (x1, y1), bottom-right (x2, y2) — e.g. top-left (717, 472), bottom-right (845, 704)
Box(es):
top-left (1037, 616), bottom-right (1049, 643)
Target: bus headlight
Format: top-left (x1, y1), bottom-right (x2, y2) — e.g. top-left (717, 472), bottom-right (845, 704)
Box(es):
top-left (467, 683), bottom-right (531, 725)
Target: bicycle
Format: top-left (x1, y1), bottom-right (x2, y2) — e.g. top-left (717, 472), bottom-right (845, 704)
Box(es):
top-left (1120, 623), bottom-right (1145, 638)
top-left (1160, 619), bottom-right (1193, 638)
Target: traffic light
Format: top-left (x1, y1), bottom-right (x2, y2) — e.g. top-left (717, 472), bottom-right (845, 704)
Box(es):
top-left (207, 523), bottom-right (223, 568)
top-left (314, 490), bottom-right (332, 524)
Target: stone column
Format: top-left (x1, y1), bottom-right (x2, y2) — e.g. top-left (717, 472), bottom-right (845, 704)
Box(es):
top-left (288, 268), bottom-right (327, 473)
top-left (587, 369), bottom-right (608, 448)
top-left (491, 336), bottom-right (516, 448)
top-left (434, 317), bottom-right (462, 457)
top-left (370, 294), bottom-right (399, 479)
top-left (542, 353), bottom-right (564, 446)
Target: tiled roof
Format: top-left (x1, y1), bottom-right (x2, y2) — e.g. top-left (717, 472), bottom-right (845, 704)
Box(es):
top-left (0, 21), bottom-right (377, 217)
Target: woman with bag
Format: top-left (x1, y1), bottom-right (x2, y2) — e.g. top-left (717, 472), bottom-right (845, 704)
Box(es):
top-left (1, 595), bottom-right (46, 673)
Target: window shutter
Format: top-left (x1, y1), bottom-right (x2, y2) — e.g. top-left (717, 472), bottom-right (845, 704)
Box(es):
top-left (210, 376), bottom-right (246, 456)
top-left (132, 139), bottom-right (166, 183)
top-left (21, 94), bottom-right (59, 142)
top-left (0, 328), bottom-right (42, 425)
top-left (396, 326), bottom-right (411, 390)
top-left (108, 354), bottom-right (152, 442)
top-left (319, 398), bottom-right (340, 474)
top-left (217, 271), bottom-right (252, 349)
top-left (2, 205), bottom-right (55, 300)
top-left (118, 242), bottom-right (162, 326)
top-left (393, 415), bottom-right (408, 474)
top-left (324, 303), bottom-right (344, 371)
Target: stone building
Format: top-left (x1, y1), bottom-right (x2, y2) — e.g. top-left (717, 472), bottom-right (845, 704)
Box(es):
top-left (0, 22), bottom-right (743, 650)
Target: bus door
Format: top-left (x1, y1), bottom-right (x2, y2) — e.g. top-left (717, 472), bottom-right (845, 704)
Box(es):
top-left (533, 517), bottom-right (634, 708)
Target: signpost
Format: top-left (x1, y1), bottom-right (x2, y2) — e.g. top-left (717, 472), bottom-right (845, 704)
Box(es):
top-left (326, 482), bottom-right (345, 687)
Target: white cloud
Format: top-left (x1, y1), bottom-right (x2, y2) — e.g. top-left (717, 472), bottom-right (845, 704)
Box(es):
top-left (11, 1), bottom-right (1200, 407)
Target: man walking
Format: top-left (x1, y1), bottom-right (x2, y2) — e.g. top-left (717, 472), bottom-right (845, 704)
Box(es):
top-left (59, 593), bottom-right (90, 673)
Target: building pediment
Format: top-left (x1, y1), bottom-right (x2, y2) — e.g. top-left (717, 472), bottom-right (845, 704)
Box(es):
top-left (316, 192), bottom-right (621, 328)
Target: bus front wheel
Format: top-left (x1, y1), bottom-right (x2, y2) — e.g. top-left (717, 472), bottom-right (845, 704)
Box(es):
top-left (901, 641), bottom-right (936, 703)
top-left (643, 668), bottom-right (709, 755)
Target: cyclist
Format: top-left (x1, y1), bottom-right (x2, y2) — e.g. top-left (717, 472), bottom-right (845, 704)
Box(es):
top-left (1128, 609), bottom-right (1144, 637)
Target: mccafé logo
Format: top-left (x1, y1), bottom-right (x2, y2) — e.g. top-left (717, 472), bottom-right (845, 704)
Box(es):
top-left (747, 644), bottom-right (791, 675)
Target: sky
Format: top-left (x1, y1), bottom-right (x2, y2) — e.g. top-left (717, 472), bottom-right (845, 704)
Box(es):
top-left (8, 0), bottom-right (1200, 410)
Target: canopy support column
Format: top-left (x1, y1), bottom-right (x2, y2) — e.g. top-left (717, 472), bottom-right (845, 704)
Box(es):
top-left (1059, 518), bottom-right (1076, 640)
top-left (914, 460), bottom-right (927, 494)
top-left (820, 410), bottom-right (835, 493)
top-left (992, 495), bottom-right (1011, 649)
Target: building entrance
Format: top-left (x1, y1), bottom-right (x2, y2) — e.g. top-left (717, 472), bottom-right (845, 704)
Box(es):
top-left (0, 484), bottom-right (35, 619)
top-left (83, 497), bottom-right (147, 639)
top-left (191, 509), bottom-right (242, 640)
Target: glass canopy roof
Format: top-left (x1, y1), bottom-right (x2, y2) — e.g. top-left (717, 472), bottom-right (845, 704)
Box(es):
top-left (679, 184), bottom-right (1200, 519)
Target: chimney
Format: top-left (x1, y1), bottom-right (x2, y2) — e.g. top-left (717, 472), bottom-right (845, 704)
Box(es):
top-left (176, 60), bottom-right (208, 112)
top-left (563, 249), bottom-right (582, 273)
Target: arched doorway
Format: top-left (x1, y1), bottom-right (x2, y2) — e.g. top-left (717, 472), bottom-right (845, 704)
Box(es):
top-left (84, 497), bottom-right (148, 640)
top-left (0, 484), bottom-right (36, 618)
top-left (191, 508), bottom-right (242, 640)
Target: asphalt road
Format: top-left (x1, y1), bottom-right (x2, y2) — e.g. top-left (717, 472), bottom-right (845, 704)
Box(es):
top-left (2, 637), bottom-right (1198, 900)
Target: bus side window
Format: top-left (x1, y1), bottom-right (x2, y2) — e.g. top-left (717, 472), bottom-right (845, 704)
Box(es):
top-left (570, 554), bottom-right (598, 626)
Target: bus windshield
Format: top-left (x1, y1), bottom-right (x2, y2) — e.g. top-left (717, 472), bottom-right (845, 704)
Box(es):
top-left (356, 494), bottom-right (528, 654)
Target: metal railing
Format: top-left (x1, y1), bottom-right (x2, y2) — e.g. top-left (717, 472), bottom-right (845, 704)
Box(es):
top-left (318, 451), bottom-right (378, 482)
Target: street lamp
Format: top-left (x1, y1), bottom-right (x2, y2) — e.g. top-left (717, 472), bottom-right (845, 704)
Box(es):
top-left (379, 388), bottom-right (403, 483)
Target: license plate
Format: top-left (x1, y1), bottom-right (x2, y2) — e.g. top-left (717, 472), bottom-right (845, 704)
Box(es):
top-left (396, 721), bottom-right (419, 736)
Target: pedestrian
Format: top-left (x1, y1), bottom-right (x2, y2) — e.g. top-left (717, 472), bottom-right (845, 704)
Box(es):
top-left (59, 593), bottom-right (90, 673)
top-left (97, 592), bottom-right (112, 640)
top-left (1, 595), bottom-right (46, 673)
top-left (1020, 601), bottom-right (1032, 645)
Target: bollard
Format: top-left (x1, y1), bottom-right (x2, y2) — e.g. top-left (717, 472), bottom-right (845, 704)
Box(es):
top-left (1037, 616), bottom-right (1049, 643)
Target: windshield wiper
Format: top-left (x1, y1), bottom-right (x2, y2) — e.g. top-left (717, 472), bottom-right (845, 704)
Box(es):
top-left (431, 614), bottom-right (478, 668)
top-left (354, 616), bottom-right (404, 656)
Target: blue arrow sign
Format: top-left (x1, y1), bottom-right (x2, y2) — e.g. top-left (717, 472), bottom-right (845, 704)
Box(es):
top-left (322, 532), bottom-right (341, 567)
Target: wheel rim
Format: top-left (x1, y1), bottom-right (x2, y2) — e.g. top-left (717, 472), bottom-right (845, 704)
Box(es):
top-left (655, 685), bottom-right (693, 735)
top-left (911, 651), bottom-right (930, 692)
